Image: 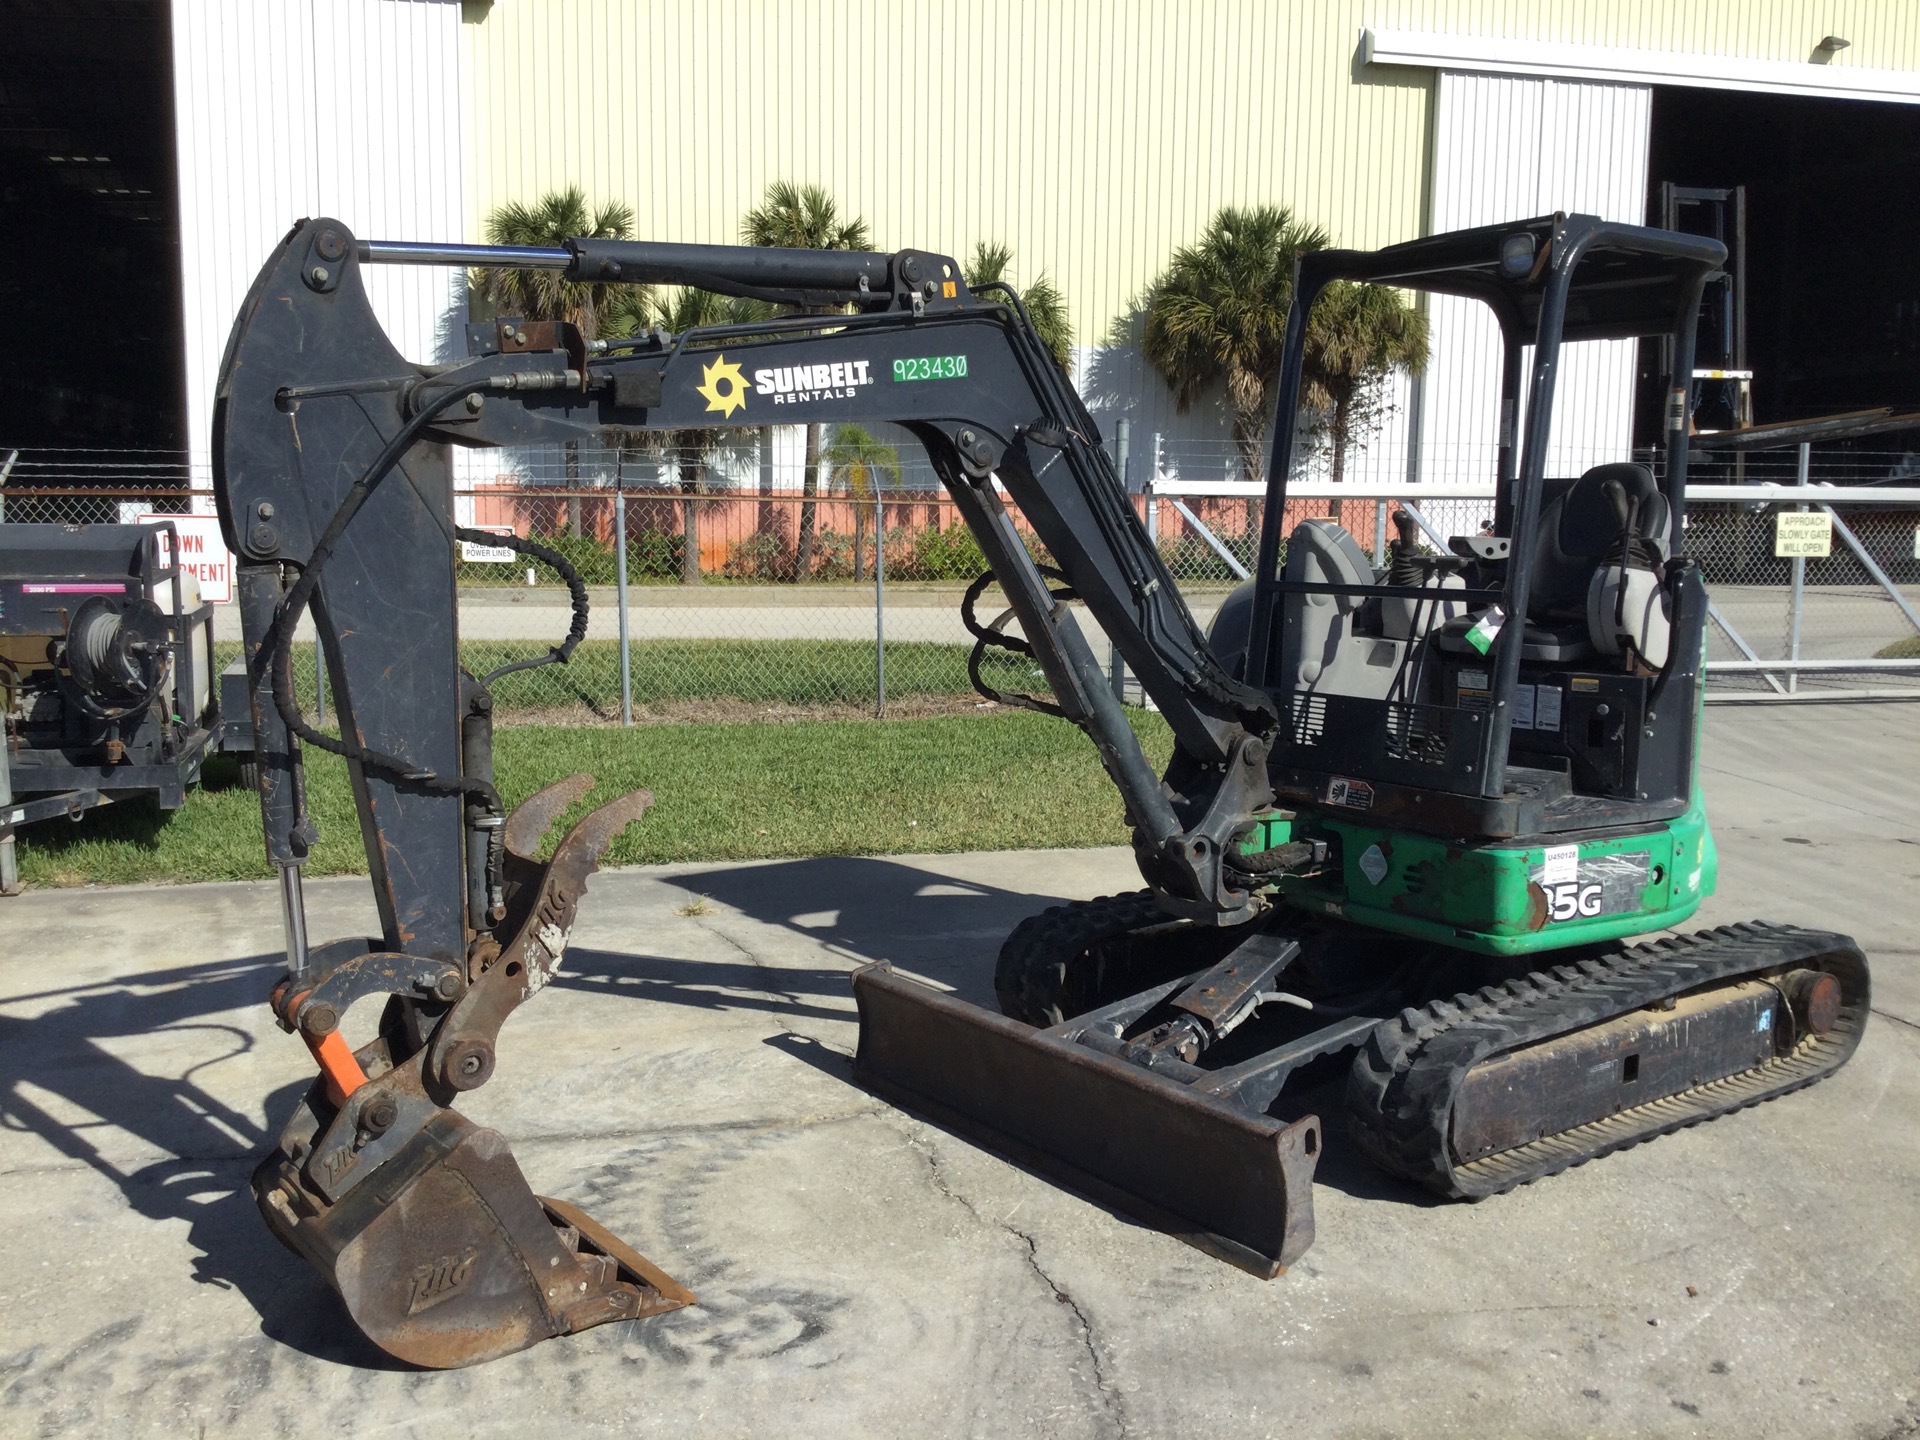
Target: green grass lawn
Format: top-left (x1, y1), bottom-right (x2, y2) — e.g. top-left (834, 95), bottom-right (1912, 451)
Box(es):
top-left (230, 637), bottom-right (1040, 716)
top-left (14, 709), bottom-right (1174, 889)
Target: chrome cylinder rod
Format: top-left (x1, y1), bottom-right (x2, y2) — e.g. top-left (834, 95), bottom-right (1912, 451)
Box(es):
top-left (280, 863), bottom-right (312, 980)
top-left (357, 239), bottom-right (570, 269)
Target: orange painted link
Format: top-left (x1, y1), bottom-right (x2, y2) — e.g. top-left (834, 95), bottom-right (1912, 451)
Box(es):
top-left (306, 1029), bottom-right (369, 1106)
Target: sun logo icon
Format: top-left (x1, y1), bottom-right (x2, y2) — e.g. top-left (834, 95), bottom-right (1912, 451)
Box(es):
top-left (696, 354), bottom-right (749, 418)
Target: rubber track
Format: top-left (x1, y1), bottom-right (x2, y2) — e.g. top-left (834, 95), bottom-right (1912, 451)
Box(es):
top-left (994, 890), bottom-right (1165, 1026)
top-left (1344, 920), bottom-right (1870, 1199)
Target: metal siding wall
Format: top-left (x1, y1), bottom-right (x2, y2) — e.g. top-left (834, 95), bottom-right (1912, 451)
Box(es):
top-left (1537, 79), bottom-right (1651, 468)
top-left (1419, 72), bottom-right (1650, 483)
top-left (315, 0), bottom-right (468, 367)
top-left (459, 0), bottom-right (1435, 362)
top-left (456, 0), bottom-right (1439, 476)
top-left (169, 0), bottom-right (1920, 484)
top-left (172, 0), bottom-right (464, 490)
top-left (458, 0), bottom-right (1920, 356)
top-left (1420, 72), bottom-right (1544, 486)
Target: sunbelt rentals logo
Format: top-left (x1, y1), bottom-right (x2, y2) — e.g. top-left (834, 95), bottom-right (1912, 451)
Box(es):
top-left (697, 353), bottom-right (875, 416)
top-left (696, 355), bottom-right (750, 418)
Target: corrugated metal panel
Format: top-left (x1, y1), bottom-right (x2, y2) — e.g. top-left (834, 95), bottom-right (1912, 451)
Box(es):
top-left (453, 0), bottom-right (1920, 481)
top-left (1419, 72), bottom-right (1650, 483)
top-left (171, 0), bottom-right (465, 490)
top-left (168, 0), bottom-right (1920, 486)
top-left (460, 0), bottom-right (1434, 355)
top-left (459, 0), bottom-right (1920, 356)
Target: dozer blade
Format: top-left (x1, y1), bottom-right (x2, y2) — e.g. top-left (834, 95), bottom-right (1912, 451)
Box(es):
top-left (851, 962), bottom-right (1320, 1276)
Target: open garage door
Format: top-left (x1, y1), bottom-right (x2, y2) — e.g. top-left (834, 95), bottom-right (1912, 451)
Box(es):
top-left (1638, 86), bottom-right (1920, 449)
top-left (0, 0), bottom-right (185, 452)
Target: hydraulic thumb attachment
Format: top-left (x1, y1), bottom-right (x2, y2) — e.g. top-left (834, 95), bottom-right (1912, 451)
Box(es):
top-left (255, 781), bottom-right (692, 1368)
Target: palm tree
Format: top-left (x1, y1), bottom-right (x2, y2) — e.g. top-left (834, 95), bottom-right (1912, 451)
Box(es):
top-left (471, 186), bottom-right (639, 341)
top-left (471, 187), bottom-right (639, 536)
top-left (611, 286), bottom-right (761, 585)
top-left (822, 424), bottom-right (903, 581)
top-left (964, 242), bottom-right (1074, 372)
top-left (1140, 205), bottom-right (1331, 490)
top-left (1301, 281), bottom-right (1430, 502)
top-left (741, 181), bottom-right (873, 580)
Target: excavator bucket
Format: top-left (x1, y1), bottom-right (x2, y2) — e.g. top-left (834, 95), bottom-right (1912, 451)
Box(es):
top-left (256, 1112), bottom-right (693, 1368)
top-left (252, 779), bottom-right (694, 1368)
top-left (851, 963), bottom-right (1321, 1276)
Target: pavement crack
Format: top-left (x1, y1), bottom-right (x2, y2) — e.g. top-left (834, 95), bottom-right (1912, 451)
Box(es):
top-left (1011, 1225), bottom-right (1128, 1437)
top-left (902, 1123), bottom-right (1129, 1437)
top-left (690, 914), bottom-right (851, 1055)
top-left (506, 1106), bottom-right (887, 1147)
top-left (1870, 1006), bottom-right (1920, 1035)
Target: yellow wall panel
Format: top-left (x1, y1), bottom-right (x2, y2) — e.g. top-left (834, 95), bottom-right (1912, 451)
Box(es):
top-left (459, 0), bottom-right (1920, 343)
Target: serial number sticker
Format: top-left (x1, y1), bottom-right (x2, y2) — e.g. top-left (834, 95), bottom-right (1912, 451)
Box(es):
top-left (1535, 683), bottom-right (1563, 731)
top-left (892, 354), bottom-right (969, 382)
top-left (1511, 684), bottom-right (1536, 730)
top-left (1541, 845), bottom-right (1579, 886)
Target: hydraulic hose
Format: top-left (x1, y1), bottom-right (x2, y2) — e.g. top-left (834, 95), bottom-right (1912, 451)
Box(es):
top-left (267, 368), bottom-right (578, 812)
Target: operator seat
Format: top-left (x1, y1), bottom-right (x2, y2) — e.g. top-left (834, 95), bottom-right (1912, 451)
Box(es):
top-left (1434, 462), bottom-right (1671, 665)
top-left (1276, 519), bottom-right (1404, 701)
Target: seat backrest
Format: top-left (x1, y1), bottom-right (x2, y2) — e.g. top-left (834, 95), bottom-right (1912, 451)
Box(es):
top-left (1287, 519), bottom-right (1376, 610)
top-left (1530, 462), bottom-right (1666, 620)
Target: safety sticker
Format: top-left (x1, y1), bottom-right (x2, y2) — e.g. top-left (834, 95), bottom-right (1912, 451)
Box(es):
top-left (1535, 684), bottom-right (1563, 730)
top-left (1511, 684), bottom-right (1535, 729)
top-left (1357, 843), bottom-right (1390, 886)
top-left (1325, 776), bottom-right (1375, 810)
top-left (1530, 849), bottom-right (1651, 924)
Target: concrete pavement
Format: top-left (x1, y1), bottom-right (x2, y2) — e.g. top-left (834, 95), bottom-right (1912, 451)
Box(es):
top-left (0, 704), bottom-right (1916, 1438)
top-left (207, 579), bottom-right (1920, 660)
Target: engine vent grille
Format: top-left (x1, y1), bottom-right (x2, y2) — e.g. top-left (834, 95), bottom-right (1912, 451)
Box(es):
top-left (1288, 693), bottom-right (1328, 746)
top-left (1383, 700), bottom-right (1452, 765)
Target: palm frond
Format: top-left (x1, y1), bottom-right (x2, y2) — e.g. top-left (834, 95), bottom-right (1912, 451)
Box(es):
top-left (470, 186), bottom-right (638, 340)
top-left (964, 242), bottom-right (1075, 371)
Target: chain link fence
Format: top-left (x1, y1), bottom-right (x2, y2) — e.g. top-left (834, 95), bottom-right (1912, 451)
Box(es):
top-left (4, 438), bottom-right (1917, 721)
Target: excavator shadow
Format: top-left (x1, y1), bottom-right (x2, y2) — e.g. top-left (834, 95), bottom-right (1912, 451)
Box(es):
top-left (649, 854), bottom-right (1079, 1006)
top-left (626, 857), bottom-right (1446, 1215)
top-left (0, 951), bottom-right (406, 1369)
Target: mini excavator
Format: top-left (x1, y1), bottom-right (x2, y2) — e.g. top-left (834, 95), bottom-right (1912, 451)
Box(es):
top-left (214, 213), bottom-right (1867, 1368)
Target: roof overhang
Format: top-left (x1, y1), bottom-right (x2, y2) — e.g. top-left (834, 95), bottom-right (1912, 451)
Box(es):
top-left (1362, 28), bottom-right (1920, 106)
